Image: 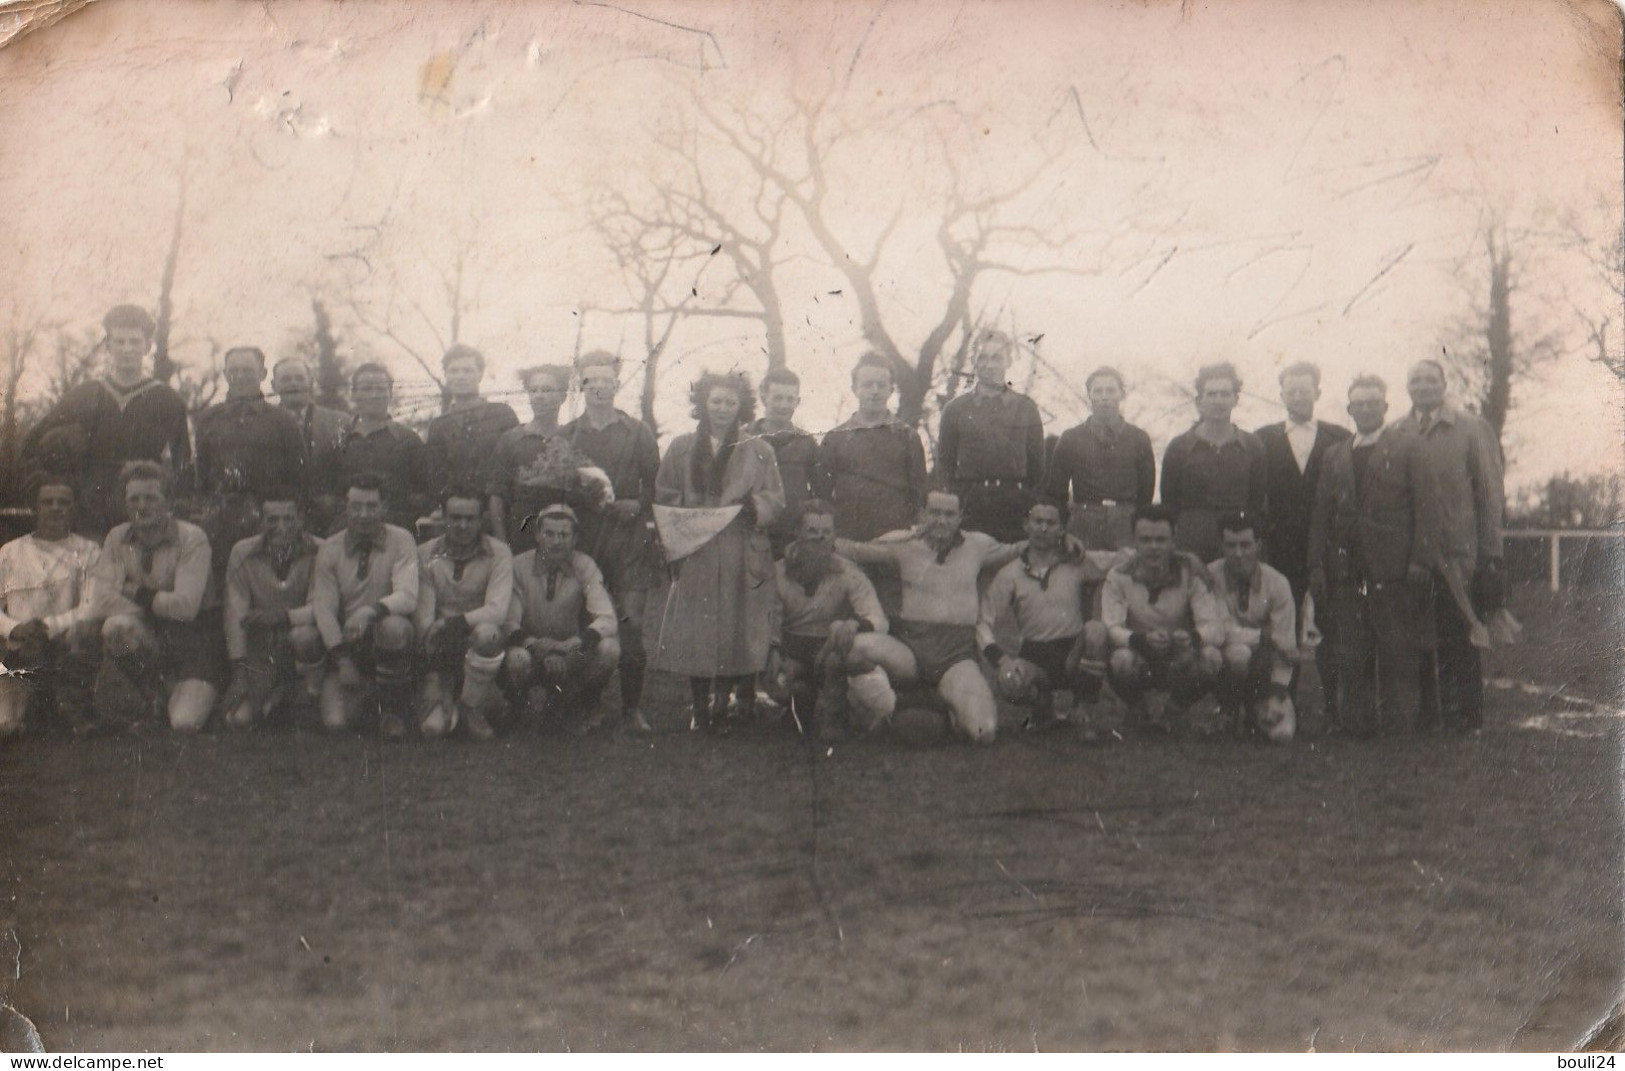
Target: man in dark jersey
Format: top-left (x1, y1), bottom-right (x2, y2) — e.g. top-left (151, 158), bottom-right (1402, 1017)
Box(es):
top-left (23, 305), bottom-right (191, 536)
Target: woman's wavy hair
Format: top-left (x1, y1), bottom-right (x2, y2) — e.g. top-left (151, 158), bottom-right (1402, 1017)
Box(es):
top-left (688, 371), bottom-right (756, 498)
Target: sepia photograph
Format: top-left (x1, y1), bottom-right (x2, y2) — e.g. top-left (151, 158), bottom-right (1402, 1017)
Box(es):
top-left (0, 0), bottom-right (1621, 1053)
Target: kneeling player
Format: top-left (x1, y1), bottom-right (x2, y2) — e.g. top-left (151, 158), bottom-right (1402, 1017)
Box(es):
top-left (220, 492), bottom-right (325, 729)
top-left (502, 504), bottom-right (620, 730)
top-left (310, 473), bottom-right (420, 737)
top-left (768, 500), bottom-right (887, 738)
top-left (414, 484), bottom-right (514, 740)
top-left (95, 461), bottom-right (224, 732)
top-left (1101, 504), bottom-right (1225, 734)
top-left (1207, 513), bottom-right (1298, 738)
top-left (0, 479), bottom-right (102, 739)
top-left (977, 496), bottom-right (1113, 732)
top-left (838, 490), bottom-right (1041, 745)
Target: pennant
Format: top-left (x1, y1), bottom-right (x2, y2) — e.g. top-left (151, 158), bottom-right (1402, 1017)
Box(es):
top-left (653, 504), bottom-right (741, 562)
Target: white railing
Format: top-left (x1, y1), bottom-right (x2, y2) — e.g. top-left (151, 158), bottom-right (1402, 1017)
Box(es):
top-left (1503, 529), bottom-right (1625, 592)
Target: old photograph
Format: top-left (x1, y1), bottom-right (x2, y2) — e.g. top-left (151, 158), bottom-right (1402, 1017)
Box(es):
top-left (0, 0), bottom-right (1620, 1052)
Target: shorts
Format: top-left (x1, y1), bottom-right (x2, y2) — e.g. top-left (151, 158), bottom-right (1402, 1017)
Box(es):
top-left (578, 515), bottom-right (663, 595)
top-left (895, 620), bottom-right (979, 688)
top-left (1018, 635), bottom-right (1080, 686)
top-left (155, 611), bottom-right (229, 687)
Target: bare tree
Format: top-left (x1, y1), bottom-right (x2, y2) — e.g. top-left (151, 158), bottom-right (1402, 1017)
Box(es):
top-left (1569, 220), bottom-right (1624, 382)
top-left (152, 179), bottom-right (187, 385)
top-left (1, 315), bottom-right (46, 500)
top-left (1441, 220), bottom-right (1563, 444)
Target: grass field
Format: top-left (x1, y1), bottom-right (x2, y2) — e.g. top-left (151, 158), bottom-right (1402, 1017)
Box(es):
top-left (0, 584), bottom-right (1619, 1052)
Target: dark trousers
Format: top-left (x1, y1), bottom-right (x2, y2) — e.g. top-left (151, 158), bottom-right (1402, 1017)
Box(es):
top-left (1420, 573), bottom-right (1484, 729)
top-left (1331, 581), bottom-right (1427, 735)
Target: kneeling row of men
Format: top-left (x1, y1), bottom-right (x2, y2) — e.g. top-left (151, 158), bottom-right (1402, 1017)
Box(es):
top-left (0, 460), bottom-right (1296, 743)
top-left (0, 464), bottom-right (625, 740)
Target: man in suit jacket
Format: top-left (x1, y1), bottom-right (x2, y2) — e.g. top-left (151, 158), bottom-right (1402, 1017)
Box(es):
top-left (1392, 358), bottom-right (1504, 733)
top-left (1307, 375), bottom-right (1433, 735)
top-left (1255, 361), bottom-right (1351, 721)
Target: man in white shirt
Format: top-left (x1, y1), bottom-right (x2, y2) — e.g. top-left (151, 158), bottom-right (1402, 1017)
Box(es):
top-left (1206, 512), bottom-right (1298, 736)
top-left (0, 479), bottom-right (103, 738)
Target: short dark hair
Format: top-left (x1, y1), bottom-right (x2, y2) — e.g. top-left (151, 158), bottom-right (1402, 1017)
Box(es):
top-left (1194, 361), bottom-right (1242, 398)
top-left (520, 364), bottom-right (572, 390)
top-left (1133, 503), bottom-right (1178, 531)
top-left (760, 368), bottom-right (801, 396)
top-left (442, 344), bottom-right (485, 372)
top-left (119, 460), bottom-right (171, 500)
top-left (688, 371), bottom-right (756, 425)
top-left (223, 346), bottom-right (267, 370)
top-left (102, 304), bottom-right (155, 339)
top-left (1218, 511), bottom-right (1259, 540)
top-left (1027, 493), bottom-right (1070, 528)
top-left (440, 482), bottom-right (486, 512)
top-left (1278, 361), bottom-right (1321, 388)
top-left (344, 471), bottom-right (387, 498)
top-left (850, 351), bottom-right (895, 389)
top-left (351, 363), bottom-right (394, 390)
top-left (796, 498), bottom-right (837, 528)
top-left (1085, 366), bottom-right (1125, 393)
top-left (259, 486), bottom-right (302, 509)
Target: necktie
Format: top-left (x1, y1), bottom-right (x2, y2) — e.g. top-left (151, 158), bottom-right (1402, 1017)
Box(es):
top-left (356, 546), bottom-right (371, 582)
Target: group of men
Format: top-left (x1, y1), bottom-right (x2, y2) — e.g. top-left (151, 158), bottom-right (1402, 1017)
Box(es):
top-left (0, 307), bottom-right (1505, 745)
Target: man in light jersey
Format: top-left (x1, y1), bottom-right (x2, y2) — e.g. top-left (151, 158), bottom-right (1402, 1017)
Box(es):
top-left (836, 489), bottom-right (1059, 744)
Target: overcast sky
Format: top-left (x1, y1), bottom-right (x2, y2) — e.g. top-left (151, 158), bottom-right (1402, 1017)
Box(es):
top-left (1, 0), bottom-right (1619, 496)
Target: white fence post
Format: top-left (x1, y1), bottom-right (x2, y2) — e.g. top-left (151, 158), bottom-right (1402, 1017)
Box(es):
top-left (1549, 533), bottom-right (1561, 593)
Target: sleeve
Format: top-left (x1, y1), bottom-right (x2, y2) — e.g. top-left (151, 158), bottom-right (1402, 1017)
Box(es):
top-left (1159, 438), bottom-right (1184, 513)
top-left (504, 568), bottom-right (524, 636)
top-left (1403, 438), bottom-right (1429, 570)
top-left (904, 426), bottom-right (928, 514)
top-left (168, 397), bottom-right (196, 499)
top-left (1471, 419), bottom-right (1505, 559)
top-left (93, 533), bottom-right (138, 620)
top-left (381, 534), bottom-right (419, 618)
top-left (1248, 437), bottom-right (1269, 522)
top-left (411, 547), bottom-right (437, 636)
top-left (1189, 574), bottom-right (1227, 648)
top-left (833, 537), bottom-right (896, 565)
top-left (405, 430), bottom-right (431, 524)
top-left (933, 403), bottom-right (961, 484)
top-left (0, 546), bottom-right (21, 640)
top-left (981, 532), bottom-right (1026, 573)
top-left (44, 544), bottom-right (105, 639)
top-left (748, 442), bottom-right (786, 528)
top-left (975, 565), bottom-right (1015, 653)
top-left (1024, 399), bottom-right (1045, 487)
top-left (578, 557), bottom-right (618, 638)
top-left (635, 423), bottom-right (661, 512)
top-left (192, 412), bottom-right (215, 498)
top-left (1136, 430), bottom-right (1157, 506)
top-left (1307, 458), bottom-right (1335, 580)
top-left (486, 432), bottom-right (514, 499)
top-left (811, 431), bottom-right (838, 501)
top-left (655, 437), bottom-right (688, 507)
top-left (1101, 573), bottom-right (1132, 647)
top-left (1266, 572), bottom-right (1297, 655)
top-left (310, 545), bottom-right (342, 649)
top-left (19, 388), bottom-right (84, 464)
top-left (844, 564), bottom-right (887, 634)
top-left (223, 544), bottom-right (252, 660)
top-left (1042, 432), bottom-right (1073, 501)
top-left (150, 529), bottom-right (210, 622)
top-left (467, 545), bottom-right (514, 629)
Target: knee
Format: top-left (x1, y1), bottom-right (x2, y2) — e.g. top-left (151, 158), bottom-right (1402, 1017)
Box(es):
top-left (1199, 645), bottom-right (1225, 678)
top-left (374, 615), bottom-right (415, 653)
top-left (289, 625), bottom-right (325, 662)
top-left (1108, 648), bottom-right (1140, 679)
top-left (1223, 643), bottom-right (1254, 676)
top-left (468, 623), bottom-right (506, 659)
top-left (167, 683), bottom-right (215, 733)
top-left (594, 637), bottom-right (621, 669)
top-left (503, 646), bottom-right (532, 685)
top-left (102, 614), bottom-right (150, 657)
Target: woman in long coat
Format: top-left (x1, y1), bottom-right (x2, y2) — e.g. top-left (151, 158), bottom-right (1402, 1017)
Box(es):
top-left (653, 371), bottom-right (785, 733)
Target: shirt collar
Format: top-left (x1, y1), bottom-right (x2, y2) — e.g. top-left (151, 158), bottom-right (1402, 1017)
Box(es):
top-left (1352, 430), bottom-right (1383, 449)
top-left (1287, 417), bottom-right (1316, 432)
top-left (343, 526), bottom-right (389, 557)
top-left (532, 549), bottom-right (572, 576)
top-left (1084, 414), bottom-right (1126, 439)
top-left (124, 518), bottom-right (180, 551)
